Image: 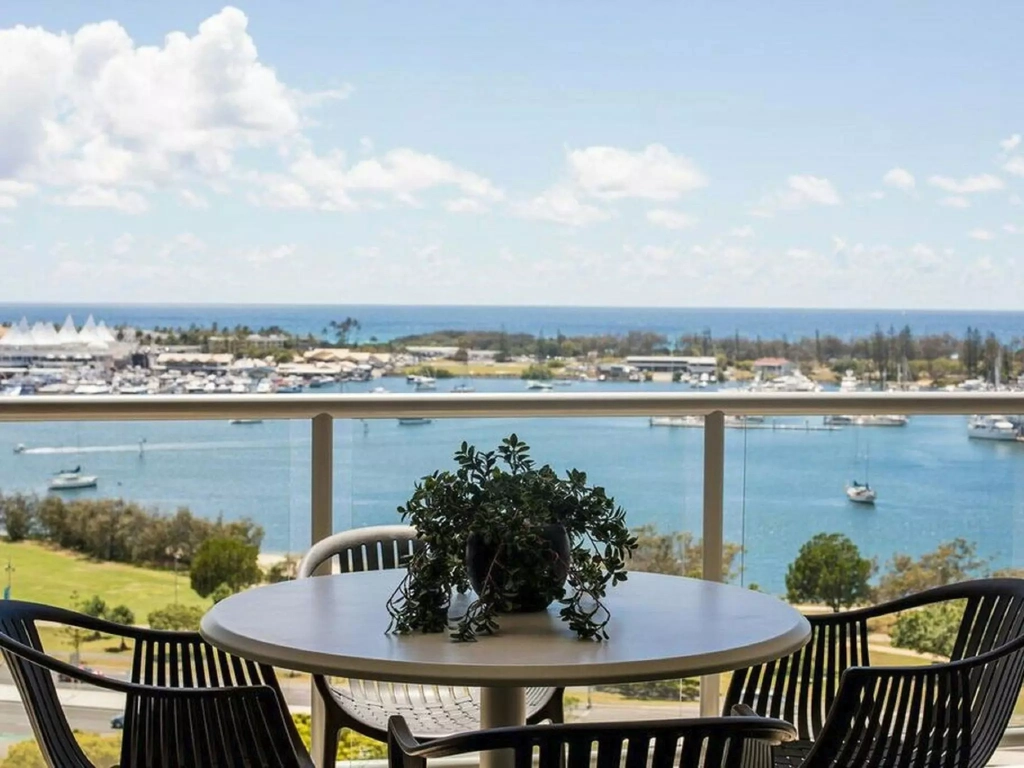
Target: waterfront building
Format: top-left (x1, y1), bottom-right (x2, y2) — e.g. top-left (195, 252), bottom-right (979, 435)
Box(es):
top-left (626, 355), bottom-right (717, 374)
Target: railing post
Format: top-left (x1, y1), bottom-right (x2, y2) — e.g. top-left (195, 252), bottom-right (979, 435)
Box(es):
top-left (700, 410), bottom-right (725, 716)
top-left (310, 414), bottom-right (334, 766)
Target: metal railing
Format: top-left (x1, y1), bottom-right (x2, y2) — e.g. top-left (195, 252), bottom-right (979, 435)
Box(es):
top-left (4, 390), bottom-right (1024, 762)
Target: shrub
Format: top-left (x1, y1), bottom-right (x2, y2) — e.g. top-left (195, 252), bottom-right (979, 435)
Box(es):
top-left (291, 714), bottom-right (387, 760)
top-left (1, 732), bottom-right (120, 767)
top-left (147, 603), bottom-right (204, 631)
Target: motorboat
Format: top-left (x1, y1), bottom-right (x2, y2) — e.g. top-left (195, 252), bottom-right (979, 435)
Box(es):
top-left (854, 415), bottom-right (908, 427)
top-left (649, 416), bottom-right (703, 428)
top-left (839, 370), bottom-right (860, 392)
top-left (414, 377), bottom-right (437, 391)
top-left (48, 468), bottom-right (98, 491)
top-left (13, 443), bottom-right (26, 454)
top-left (845, 482), bottom-right (877, 505)
top-left (451, 384), bottom-right (476, 393)
top-left (824, 415), bottom-right (855, 426)
top-left (526, 380), bottom-right (554, 391)
top-left (967, 415), bottom-right (1020, 441)
top-left (397, 418), bottom-right (432, 425)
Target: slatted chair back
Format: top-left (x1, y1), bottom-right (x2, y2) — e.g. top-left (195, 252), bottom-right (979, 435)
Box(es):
top-left (0, 600), bottom-right (314, 768)
top-left (726, 579), bottom-right (1024, 768)
top-left (388, 715), bottom-right (798, 768)
top-left (0, 604), bottom-right (92, 767)
top-left (298, 524), bottom-right (421, 577)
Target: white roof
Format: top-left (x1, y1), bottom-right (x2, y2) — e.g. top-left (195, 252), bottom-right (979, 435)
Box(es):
top-left (77, 315), bottom-right (100, 344)
top-left (95, 321), bottom-right (117, 343)
top-left (0, 319), bottom-right (30, 347)
top-left (56, 315), bottom-right (79, 344)
top-left (30, 322), bottom-right (60, 346)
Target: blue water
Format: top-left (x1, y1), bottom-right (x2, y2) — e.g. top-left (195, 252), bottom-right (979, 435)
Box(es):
top-left (1, 376), bottom-right (1022, 594)
top-left (3, 303), bottom-right (1024, 343)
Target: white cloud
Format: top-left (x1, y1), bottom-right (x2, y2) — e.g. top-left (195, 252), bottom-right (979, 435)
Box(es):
top-left (514, 187), bottom-right (610, 227)
top-left (752, 175), bottom-right (841, 216)
top-left (567, 144), bottom-right (706, 200)
top-left (55, 185), bottom-right (147, 213)
top-left (111, 233), bottom-right (134, 255)
top-left (1011, 195), bottom-right (1024, 207)
top-left (646, 209), bottom-right (697, 230)
top-left (1001, 134), bottom-right (1021, 152)
top-left (863, 190), bottom-right (886, 200)
top-left (444, 197), bottom-right (488, 214)
top-left (1003, 156), bottom-right (1024, 177)
top-left (882, 167), bottom-right (915, 191)
top-left (968, 229), bottom-right (994, 241)
top-left (178, 189), bottom-right (209, 209)
top-left (0, 8), bottom-right (343, 196)
top-left (1003, 224), bottom-right (1021, 234)
top-left (939, 196), bottom-right (971, 209)
top-left (278, 147), bottom-right (501, 210)
top-left (928, 174), bottom-right (1004, 194)
top-left (729, 225), bottom-right (754, 238)
top-left (244, 244), bottom-right (297, 264)
top-left (0, 179), bottom-right (36, 208)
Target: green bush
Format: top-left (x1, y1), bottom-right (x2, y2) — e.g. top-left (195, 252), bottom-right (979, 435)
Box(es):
top-left (520, 364), bottom-right (553, 380)
top-left (189, 537), bottom-right (261, 598)
top-left (596, 678), bottom-right (699, 701)
top-left (890, 602), bottom-right (964, 658)
top-left (1, 732), bottom-right (120, 767)
top-left (147, 603), bottom-right (204, 631)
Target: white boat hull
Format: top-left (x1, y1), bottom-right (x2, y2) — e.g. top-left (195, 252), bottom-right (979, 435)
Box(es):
top-left (49, 476), bottom-right (98, 491)
top-left (846, 486), bottom-right (876, 504)
top-left (968, 427), bottom-right (1018, 441)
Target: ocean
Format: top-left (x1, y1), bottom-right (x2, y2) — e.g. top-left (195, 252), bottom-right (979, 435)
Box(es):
top-left (1, 303), bottom-right (1022, 593)
top-left (2, 303), bottom-right (1024, 343)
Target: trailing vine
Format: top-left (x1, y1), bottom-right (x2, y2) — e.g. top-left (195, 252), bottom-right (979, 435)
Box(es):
top-left (386, 434), bottom-right (636, 641)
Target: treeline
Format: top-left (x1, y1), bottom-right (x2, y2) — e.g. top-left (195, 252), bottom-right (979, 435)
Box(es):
top-left (0, 492), bottom-right (263, 569)
top-left (395, 324), bottom-right (1020, 383)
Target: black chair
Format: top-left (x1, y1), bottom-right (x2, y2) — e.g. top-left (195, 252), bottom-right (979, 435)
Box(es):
top-left (0, 600), bottom-right (314, 768)
top-left (724, 578), bottom-right (1024, 767)
top-left (388, 713), bottom-right (798, 768)
top-left (297, 525), bottom-right (565, 766)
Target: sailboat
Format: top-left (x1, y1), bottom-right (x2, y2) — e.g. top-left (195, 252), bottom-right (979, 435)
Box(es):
top-left (846, 433), bottom-right (877, 504)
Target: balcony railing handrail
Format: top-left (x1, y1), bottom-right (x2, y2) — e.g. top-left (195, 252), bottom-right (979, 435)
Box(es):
top-left (1, 390), bottom-right (1023, 422)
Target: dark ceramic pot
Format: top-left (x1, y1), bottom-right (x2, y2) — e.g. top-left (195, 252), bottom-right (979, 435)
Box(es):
top-left (465, 523), bottom-right (570, 612)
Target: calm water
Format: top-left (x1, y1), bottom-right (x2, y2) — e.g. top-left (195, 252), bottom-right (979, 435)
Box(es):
top-left (1, 377), bottom-right (1021, 594)
top-left (3, 303), bottom-right (1024, 343)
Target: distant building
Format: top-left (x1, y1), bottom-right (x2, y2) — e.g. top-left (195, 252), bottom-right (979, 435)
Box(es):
top-left (208, 333), bottom-right (290, 352)
top-left (155, 353), bottom-right (233, 372)
top-left (752, 357), bottom-right (796, 378)
top-left (625, 356), bottom-right (717, 374)
top-left (0, 314), bottom-right (124, 367)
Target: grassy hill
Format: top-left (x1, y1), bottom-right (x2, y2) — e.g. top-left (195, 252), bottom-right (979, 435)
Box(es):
top-left (0, 541), bottom-right (207, 619)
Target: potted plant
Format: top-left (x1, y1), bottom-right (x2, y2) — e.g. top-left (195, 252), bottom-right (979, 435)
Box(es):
top-left (386, 434), bottom-right (637, 641)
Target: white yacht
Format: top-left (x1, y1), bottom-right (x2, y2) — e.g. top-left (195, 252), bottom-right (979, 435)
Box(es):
top-left (846, 482), bottom-right (877, 505)
top-left (839, 370), bottom-right (860, 392)
top-left (413, 377), bottom-right (437, 391)
top-left (48, 468), bottom-right (98, 491)
top-left (526, 380), bottom-right (554, 391)
top-left (649, 416), bottom-right (703, 428)
top-left (855, 415), bottom-right (909, 427)
top-left (967, 415), bottom-right (1019, 441)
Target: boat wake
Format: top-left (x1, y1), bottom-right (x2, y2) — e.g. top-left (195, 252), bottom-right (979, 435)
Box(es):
top-left (20, 440), bottom-right (285, 455)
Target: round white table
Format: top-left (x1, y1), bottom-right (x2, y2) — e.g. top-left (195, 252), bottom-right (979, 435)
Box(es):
top-left (201, 570), bottom-right (809, 768)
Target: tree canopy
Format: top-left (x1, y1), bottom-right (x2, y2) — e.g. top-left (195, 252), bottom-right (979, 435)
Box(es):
top-left (786, 533), bottom-right (873, 611)
top-left (189, 536), bottom-right (262, 598)
top-left (876, 538), bottom-right (989, 602)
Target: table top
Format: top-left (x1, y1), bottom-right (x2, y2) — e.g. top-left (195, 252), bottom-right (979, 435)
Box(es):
top-left (200, 570), bottom-right (810, 687)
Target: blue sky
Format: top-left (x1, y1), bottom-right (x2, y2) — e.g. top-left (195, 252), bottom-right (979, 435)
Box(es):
top-left (1, 2), bottom-right (1022, 308)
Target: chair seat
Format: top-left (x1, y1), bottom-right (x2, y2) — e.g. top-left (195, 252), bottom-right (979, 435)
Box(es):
top-left (329, 680), bottom-right (558, 738)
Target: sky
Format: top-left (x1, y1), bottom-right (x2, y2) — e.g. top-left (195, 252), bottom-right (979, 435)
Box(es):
top-left (1, 2), bottom-right (1023, 309)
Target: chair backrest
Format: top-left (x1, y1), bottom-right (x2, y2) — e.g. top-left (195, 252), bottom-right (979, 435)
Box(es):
top-left (298, 524), bottom-right (421, 578)
top-left (0, 600), bottom-right (312, 768)
top-left (389, 716), bottom-right (796, 768)
top-left (0, 602), bottom-right (92, 767)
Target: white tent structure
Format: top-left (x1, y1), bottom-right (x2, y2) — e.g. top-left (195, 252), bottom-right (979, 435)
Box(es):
top-left (30, 322), bottom-right (60, 347)
top-left (95, 321), bottom-right (117, 343)
top-left (77, 315), bottom-right (101, 344)
top-left (56, 315), bottom-right (79, 345)
top-left (0, 318), bottom-right (31, 347)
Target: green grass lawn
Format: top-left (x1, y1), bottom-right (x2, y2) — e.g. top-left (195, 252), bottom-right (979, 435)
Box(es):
top-left (0, 541), bottom-right (207, 620)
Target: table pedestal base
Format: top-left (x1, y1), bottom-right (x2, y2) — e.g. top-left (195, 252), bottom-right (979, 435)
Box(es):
top-left (479, 686), bottom-right (526, 768)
